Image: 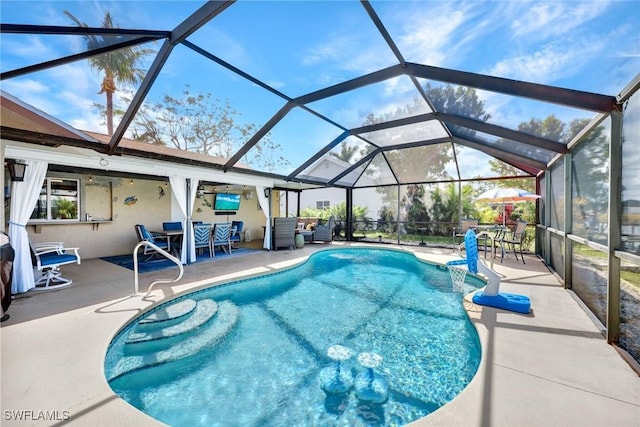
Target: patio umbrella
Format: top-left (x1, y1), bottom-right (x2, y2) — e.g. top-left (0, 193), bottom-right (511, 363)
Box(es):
top-left (475, 187), bottom-right (541, 226)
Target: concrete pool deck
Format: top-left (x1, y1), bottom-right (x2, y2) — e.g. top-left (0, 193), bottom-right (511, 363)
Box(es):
top-left (1, 242), bottom-right (639, 426)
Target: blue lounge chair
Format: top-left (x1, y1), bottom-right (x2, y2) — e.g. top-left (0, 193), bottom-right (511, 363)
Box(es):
top-left (134, 224), bottom-right (171, 259)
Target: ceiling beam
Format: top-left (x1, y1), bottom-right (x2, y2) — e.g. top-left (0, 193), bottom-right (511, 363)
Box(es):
top-left (437, 112), bottom-right (567, 153)
top-left (328, 150), bottom-right (378, 186)
top-left (182, 39), bottom-right (291, 101)
top-left (1, 36), bottom-right (161, 80)
top-left (295, 64), bottom-right (404, 105)
top-left (452, 136), bottom-right (546, 171)
top-left (224, 101), bottom-right (295, 170)
top-left (0, 23), bottom-right (170, 37)
top-left (360, 1), bottom-right (405, 64)
top-left (406, 62), bottom-right (617, 113)
top-left (351, 113), bottom-right (437, 134)
top-left (286, 131), bottom-right (350, 181)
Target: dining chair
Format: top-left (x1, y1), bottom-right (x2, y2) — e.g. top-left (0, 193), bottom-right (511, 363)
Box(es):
top-left (193, 224), bottom-right (213, 258)
top-left (211, 223), bottom-right (232, 256)
top-left (162, 221), bottom-right (183, 231)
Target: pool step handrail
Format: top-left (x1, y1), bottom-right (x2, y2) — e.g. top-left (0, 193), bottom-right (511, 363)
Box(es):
top-left (132, 241), bottom-right (184, 296)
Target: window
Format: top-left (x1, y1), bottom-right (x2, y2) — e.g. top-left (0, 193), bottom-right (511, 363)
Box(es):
top-left (316, 200), bottom-right (330, 210)
top-left (30, 178), bottom-right (79, 222)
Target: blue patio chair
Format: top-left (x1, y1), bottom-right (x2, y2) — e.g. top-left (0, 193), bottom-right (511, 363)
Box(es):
top-left (230, 220), bottom-right (243, 246)
top-left (134, 224), bottom-right (171, 259)
top-left (211, 223), bottom-right (232, 256)
top-left (162, 221), bottom-right (182, 231)
top-left (194, 224), bottom-right (213, 257)
top-left (31, 241), bottom-right (81, 289)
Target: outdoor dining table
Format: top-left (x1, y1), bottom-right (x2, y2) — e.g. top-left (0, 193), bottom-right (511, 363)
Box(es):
top-left (152, 229), bottom-right (184, 257)
top-left (470, 225), bottom-right (509, 260)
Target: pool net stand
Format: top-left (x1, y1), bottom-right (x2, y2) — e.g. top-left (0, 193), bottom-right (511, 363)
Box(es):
top-left (446, 259), bottom-right (468, 293)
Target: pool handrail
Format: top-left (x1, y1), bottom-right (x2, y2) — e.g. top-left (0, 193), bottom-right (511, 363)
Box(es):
top-left (132, 241), bottom-right (184, 296)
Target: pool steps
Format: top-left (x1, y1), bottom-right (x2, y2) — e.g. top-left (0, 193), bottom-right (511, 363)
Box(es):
top-left (125, 300), bottom-right (218, 344)
top-left (106, 298), bottom-right (239, 381)
top-left (136, 298), bottom-right (197, 330)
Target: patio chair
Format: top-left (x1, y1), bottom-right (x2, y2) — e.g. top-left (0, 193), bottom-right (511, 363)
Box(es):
top-left (230, 220), bottom-right (243, 247)
top-left (314, 216), bottom-right (335, 243)
top-left (211, 223), bottom-right (232, 256)
top-left (273, 217), bottom-right (297, 250)
top-left (31, 241), bottom-right (81, 289)
top-left (497, 220), bottom-right (528, 264)
top-left (134, 224), bottom-right (171, 259)
top-left (194, 224), bottom-right (213, 257)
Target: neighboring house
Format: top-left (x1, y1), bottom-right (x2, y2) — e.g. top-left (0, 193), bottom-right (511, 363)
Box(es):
top-left (283, 156), bottom-right (384, 220)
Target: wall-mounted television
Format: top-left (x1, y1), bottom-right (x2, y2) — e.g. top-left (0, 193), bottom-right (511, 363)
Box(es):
top-left (214, 193), bottom-right (241, 211)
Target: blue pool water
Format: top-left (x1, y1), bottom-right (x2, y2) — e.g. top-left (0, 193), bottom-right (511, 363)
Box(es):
top-left (105, 248), bottom-right (483, 426)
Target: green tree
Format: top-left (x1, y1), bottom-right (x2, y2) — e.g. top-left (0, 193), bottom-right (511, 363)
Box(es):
top-left (300, 202), bottom-right (367, 222)
top-left (330, 142), bottom-right (359, 163)
top-left (64, 11), bottom-right (154, 135)
top-left (424, 82), bottom-right (490, 138)
top-left (488, 115), bottom-right (565, 192)
top-left (402, 184), bottom-right (429, 233)
top-left (428, 183), bottom-right (478, 235)
top-left (568, 119), bottom-right (609, 241)
top-left (125, 86), bottom-right (290, 172)
top-left (377, 205), bottom-right (397, 232)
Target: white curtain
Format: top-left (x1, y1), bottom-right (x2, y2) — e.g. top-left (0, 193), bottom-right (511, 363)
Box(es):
top-left (169, 176), bottom-right (199, 264)
top-left (255, 185), bottom-right (271, 250)
top-left (9, 160), bottom-right (48, 294)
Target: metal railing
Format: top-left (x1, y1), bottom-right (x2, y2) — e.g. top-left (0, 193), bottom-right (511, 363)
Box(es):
top-left (132, 241), bottom-right (184, 295)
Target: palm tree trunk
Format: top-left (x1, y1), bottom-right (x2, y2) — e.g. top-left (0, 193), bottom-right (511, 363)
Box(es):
top-left (106, 90), bottom-right (113, 135)
top-left (101, 73), bottom-right (116, 135)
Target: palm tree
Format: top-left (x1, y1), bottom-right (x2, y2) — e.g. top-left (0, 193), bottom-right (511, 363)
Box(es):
top-left (330, 142), bottom-right (359, 163)
top-left (64, 11), bottom-right (155, 135)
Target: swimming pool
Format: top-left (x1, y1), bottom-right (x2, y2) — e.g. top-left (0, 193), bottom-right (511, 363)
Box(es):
top-left (105, 247), bottom-right (483, 426)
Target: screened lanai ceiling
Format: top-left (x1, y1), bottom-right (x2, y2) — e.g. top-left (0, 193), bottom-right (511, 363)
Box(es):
top-left (1, 1), bottom-right (638, 190)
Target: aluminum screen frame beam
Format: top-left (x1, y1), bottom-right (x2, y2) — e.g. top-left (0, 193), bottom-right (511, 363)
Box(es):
top-left (224, 101), bottom-right (295, 171)
top-left (286, 131), bottom-right (351, 181)
top-left (452, 135), bottom-right (547, 172)
top-left (406, 62), bottom-right (617, 113)
top-left (295, 64), bottom-right (404, 105)
top-left (437, 112), bottom-right (567, 153)
top-left (1, 36), bottom-right (162, 80)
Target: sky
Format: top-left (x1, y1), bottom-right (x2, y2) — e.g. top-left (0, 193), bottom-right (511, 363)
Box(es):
top-left (1, 0), bottom-right (639, 178)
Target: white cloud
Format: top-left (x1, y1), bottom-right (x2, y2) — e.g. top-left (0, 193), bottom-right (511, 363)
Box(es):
top-left (397, 5), bottom-right (473, 66)
top-left (487, 35), bottom-right (605, 84)
top-left (510, 1), bottom-right (610, 40)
